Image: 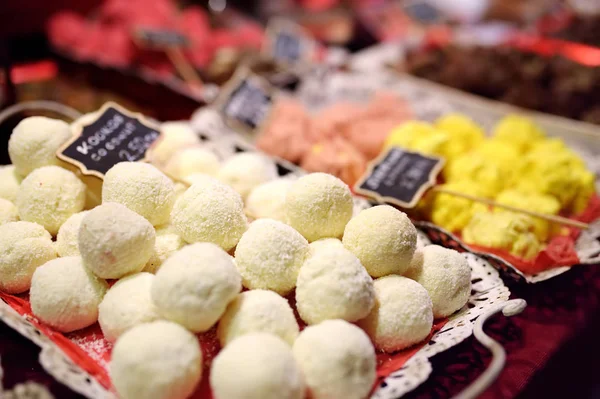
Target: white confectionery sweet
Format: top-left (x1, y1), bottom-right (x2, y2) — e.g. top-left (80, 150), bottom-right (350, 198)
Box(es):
top-left (218, 289), bottom-right (299, 347)
top-left (110, 320), bottom-right (202, 399)
top-left (0, 165), bottom-right (21, 202)
top-left (0, 198), bottom-right (18, 225)
top-left (358, 275), bottom-right (433, 352)
top-left (234, 219), bottom-right (309, 295)
top-left (181, 173), bottom-right (220, 187)
top-left (296, 247), bottom-right (374, 325)
top-left (16, 166), bottom-right (86, 235)
top-left (285, 173), bottom-right (354, 242)
top-left (164, 147), bottom-right (220, 180)
top-left (406, 245), bottom-right (471, 318)
top-left (144, 225), bottom-right (185, 274)
top-left (210, 333), bottom-right (305, 399)
top-left (149, 121), bottom-right (201, 166)
top-left (173, 182), bottom-right (188, 201)
top-left (151, 243), bottom-right (241, 332)
top-left (99, 273), bottom-right (160, 342)
top-left (171, 178), bottom-right (248, 250)
top-left (30, 256), bottom-right (108, 332)
top-left (55, 211), bottom-right (89, 257)
top-left (0, 221), bottom-right (56, 294)
top-left (293, 320), bottom-right (376, 399)
top-left (79, 203), bottom-right (155, 279)
top-left (216, 153), bottom-right (278, 199)
top-left (307, 238), bottom-right (344, 256)
top-left (245, 179), bottom-right (293, 222)
top-left (103, 162), bottom-right (175, 227)
top-left (8, 116), bottom-right (73, 177)
top-left (343, 205), bottom-right (417, 278)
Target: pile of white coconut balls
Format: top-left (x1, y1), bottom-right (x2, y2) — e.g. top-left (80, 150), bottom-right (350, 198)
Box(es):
top-left (0, 115), bottom-right (472, 399)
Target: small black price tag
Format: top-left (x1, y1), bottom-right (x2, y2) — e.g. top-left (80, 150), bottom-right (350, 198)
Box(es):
top-left (264, 19), bottom-right (315, 66)
top-left (57, 103), bottom-right (161, 178)
top-left (215, 68), bottom-right (274, 134)
top-left (134, 27), bottom-right (189, 49)
top-left (355, 147), bottom-right (444, 208)
top-left (402, 1), bottom-right (443, 24)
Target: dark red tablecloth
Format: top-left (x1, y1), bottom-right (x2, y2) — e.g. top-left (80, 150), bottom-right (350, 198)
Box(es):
top-left (1, 266), bottom-right (599, 399)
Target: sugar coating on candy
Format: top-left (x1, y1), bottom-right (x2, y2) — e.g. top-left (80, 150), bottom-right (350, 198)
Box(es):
top-left (16, 166), bottom-right (86, 235)
top-left (343, 205), bottom-right (417, 278)
top-left (0, 221), bottom-right (56, 293)
top-left (406, 245), bottom-right (471, 318)
top-left (358, 275), bottom-right (433, 352)
top-left (0, 198), bottom-right (18, 225)
top-left (296, 247), bottom-right (374, 325)
top-left (8, 116), bottom-right (73, 177)
top-left (171, 178), bottom-right (248, 251)
top-left (55, 211), bottom-right (89, 257)
top-left (79, 202), bottom-right (155, 279)
top-left (217, 153), bottom-right (278, 199)
top-left (286, 173), bottom-right (353, 242)
top-left (245, 179), bottom-right (293, 223)
top-left (293, 320), bottom-right (376, 399)
top-left (99, 273), bottom-right (160, 342)
top-left (211, 333), bottom-right (305, 399)
top-left (103, 162), bottom-right (175, 227)
top-left (151, 243), bottom-right (241, 332)
top-left (150, 121), bottom-right (200, 166)
top-left (218, 289), bottom-right (299, 347)
top-left (0, 165), bottom-right (21, 202)
top-left (181, 172), bottom-right (220, 187)
top-left (308, 238), bottom-right (344, 258)
top-left (110, 321), bottom-right (202, 399)
top-left (143, 225), bottom-right (185, 274)
top-left (164, 147), bottom-right (220, 180)
top-left (234, 219), bottom-right (309, 295)
top-left (30, 256), bottom-right (108, 332)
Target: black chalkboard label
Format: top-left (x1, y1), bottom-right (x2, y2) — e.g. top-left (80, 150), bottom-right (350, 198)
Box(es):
top-left (264, 19), bottom-right (315, 66)
top-left (219, 75), bottom-right (273, 131)
top-left (57, 103), bottom-right (161, 178)
top-left (402, 1), bottom-right (443, 23)
top-left (355, 147), bottom-right (444, 208)
top-left (134, 28), bottom-right (189, 49)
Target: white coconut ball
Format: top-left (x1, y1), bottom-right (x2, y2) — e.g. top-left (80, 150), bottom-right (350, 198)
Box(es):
top-left (296, 247), bottom-right (374, 325)
top-left (286, 173), bottom-right (353, 242)
top-left (217, 153), bottom-right (278, 199)
top-left (144, 225), bottom-right (185, 274)
top-left (8, 116), bottom-right (73, 177)
top-left (171, 178), bottom-right (248, 251)
top-left (149, 121), bottom-right (201, 166)
top-left (55, 211), bottom-right (89, 257)
top-left (16, 166), bottom-right (86, 235)
top-left (210, 333), bottom-right (305, 399)
top-left (164, 147), bottom-right (220, 180)
top-left (218, 290), bottom-right (299, 347)
top-left (30, 256), bottom-right (108, 332)
top-left (0, 221), bottom-right (56, 293)
top-left (358, 275), bottom-right (433, 352)
top-left (0, 165), bottom-right (21, 202)
top-left (235, 219), bottom-right (309, 295)
top-left (307, 238), bottom-right (344, 258)
top-left (406, 245), bottom-right (471, 318)
top-left (103, 162), bottom-right (175, 227)
top-left (110, 320), bottom-right (202, 399)
top-left (181, 173), bottom-right (220, 187)
top-left (99, 273), bottom-right (160, 342)
top-left (79, 202), bottom-right (155, 279)
top-left (293, 320), bottom-right (376, 399)
top-left (343, 205), bottom-right (417, 278)
top-left (245, 179), bottom-right (292, 222)
top-left (151, 243), bottom-right (241, 332)
top-left (0, 198), bottom-right (18, 225)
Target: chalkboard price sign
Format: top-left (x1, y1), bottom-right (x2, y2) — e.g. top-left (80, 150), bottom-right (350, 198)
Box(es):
top-left (355, 147), bottom-right (444, 208)
top-left (264, 19), bottom-right (315, 66)
top-left (402, 1), bottom-right (443, 23)
top-left (220, 75), bottom-right (273, 131)
top-left (135, 28), bottom-right (189, 49)
top-left (58, 103), bottom-right (161, 178)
